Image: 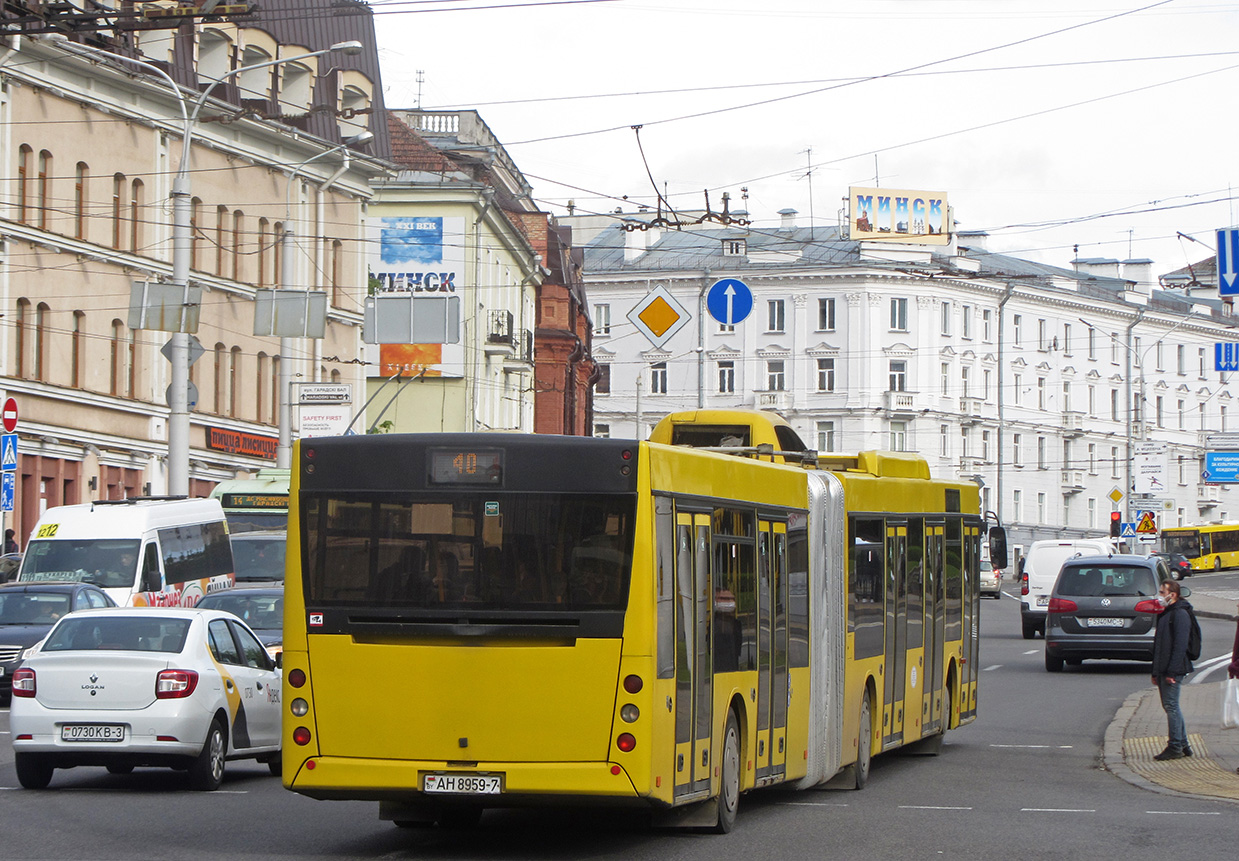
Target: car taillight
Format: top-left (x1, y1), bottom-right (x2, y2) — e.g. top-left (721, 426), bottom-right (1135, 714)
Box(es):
top-left (1134, 599), bottom-right (1164, 614)
top-left (155, 670), bottom-right (199, 699)
top-left (1020, 577), bottom-right (1029, 596)
top-left (12, 667), bottom-right (35, 697)
top-left (1046, 597), bottom-right (1077, 613)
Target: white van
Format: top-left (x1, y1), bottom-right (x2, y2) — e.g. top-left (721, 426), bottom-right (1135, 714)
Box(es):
top-left (17, 498), bottom-right (234, 607)
top-left (1019, 537), bottom-right (1116, 639)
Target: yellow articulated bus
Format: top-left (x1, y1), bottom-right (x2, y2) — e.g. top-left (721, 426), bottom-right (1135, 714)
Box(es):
top-left (281, 409), bottom-right (1005, 832)
top-left (1161, 523), bottom-right (1239, 572)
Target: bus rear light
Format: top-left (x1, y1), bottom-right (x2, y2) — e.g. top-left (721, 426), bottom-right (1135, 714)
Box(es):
top-left (620, 704), bottom-right (639, 723)
top-left (288, 669), bottom-right (307, 688)
top-left (291, 698), bottom-right (309, 717)
top-left (156, 670), bottom-right (199, 698)
top-left (293, 726), bottom-right (312, 746)
top-left (621, 449), bottom-right (632, 460)
top-left (622, 674), bottom-right (643, 694)
top-left (1046, 597), bottom-right (1077, 614)
top-left (12, 668), bottom-right (35, 697)
top-left (1134, 599), bottom-right (1164, 614)
top-left (616, 733), bottom-right (636, 752)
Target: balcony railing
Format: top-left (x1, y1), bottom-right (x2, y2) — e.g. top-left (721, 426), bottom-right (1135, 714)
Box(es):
top-left (884, 390), bottom-right (917, 414)
top-left (1061, 469), bottom-right (1085, 493)
top-left (756, 391), bottom-right (789, 411)
top-left (1062, 411), bottom-right (1085, 437)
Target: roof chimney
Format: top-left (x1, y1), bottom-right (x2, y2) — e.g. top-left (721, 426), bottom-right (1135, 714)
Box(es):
top-left (778, 208), bottom-right (797, 231)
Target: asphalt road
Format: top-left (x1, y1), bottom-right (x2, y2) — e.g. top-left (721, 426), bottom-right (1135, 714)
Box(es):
top-left (2, 590), bottom-right (1237, 861)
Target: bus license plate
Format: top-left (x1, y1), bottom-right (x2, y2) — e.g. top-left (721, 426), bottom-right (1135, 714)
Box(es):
top-left (423, 773), bottom-right (503, 795)
top-left (1086, 617), bottom-right (1124, 628)
top-left (61, 724), bottom-right (125, 742)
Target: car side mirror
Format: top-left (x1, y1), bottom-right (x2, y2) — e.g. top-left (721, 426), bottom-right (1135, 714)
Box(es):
top-left (988, 526), bottom-right (1009, 571)
top-left (275, 652), bottom-right (283, 669)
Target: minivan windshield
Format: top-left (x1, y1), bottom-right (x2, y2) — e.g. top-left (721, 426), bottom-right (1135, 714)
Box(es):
top-left (19, 540), bottom-right (141, 589)
top-left (1057, 565), bottom-right (1158, 598)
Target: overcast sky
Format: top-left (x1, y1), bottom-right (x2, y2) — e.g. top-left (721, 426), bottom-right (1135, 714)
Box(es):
top-left (372, 0), bottom-right (1239, 276)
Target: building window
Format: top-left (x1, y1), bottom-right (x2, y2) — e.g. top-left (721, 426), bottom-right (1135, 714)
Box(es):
top-left (1177, 344), bottom-right (1186, 376)
top-left (961, 366), bottom-right (970, 398)
top-left (983, 369), bottom-right (992, 400)
top-left (593, 424), bottom-right (610, 438)
top-left (889, 359), bottom-right (907, 392)
top-left (190, 198), bottom-right (202, 271)
top-left (717, 360), bottom-right (734, 394)
top-left (650, 362), bottom-right (667, 395)
top-left (214, 342), bottom-right (226, 413)
top-left (34, 302), bottom-right (49, 381)
top-left (1087, 326), bottom-right (1096, 360)
top-left (1038, 378), bottom-right (1046, 410)
top-left (74, 162), bottom-right (88, 241)
top-left (941, 362), bottom-right (950, 396)
top-left (273, 221), bottom-right (283, 287)
top-left (595, 364), bottom-right (611, 395)
top-left (983, 308), bottom-right (992, 342)
top-left (1156, 395), bottom-right (1164, 428)
top-left (1037, 436), bottom-right (1047, 469)
top-left (718, 321), bottom-right (735, 333)
top-left (1088, 443), bottom-right (1097, 474)
top-left (230, 346), bottom-right (241, 417)
top-left (1012, 433), bottom-right (1022, 466)
top-left (1013, 489), bottom-right (1022, 522)
top-left (71, 310), bottom-right (84, 388)
top-left (216, 206), bottom-right (228, 276)
top-left (889, 421), bottom-right (907, 452)
top-left (256, 352), bottom-right (268, 422)
top-left (767, 360), bottom-right (785, 391)
top-left (1087, 498), bottom-right (1097, 529)
top-left (1088, 385), bottom-right (1096, 416)
top-left (817, 421), bottom-right (835, 452)
top-left (1038, 319), bottom-right (1047, 351)
top-left (816, 358), bottom-right (835, 392)
top-left (1155, 342), bottom-right (1164, 371)
top-left (15, 298), bottom-right (29, 378)
top-left (767, 299), bottom-right (785, 333)
top-left (1199, 347), bottom-right (1207, 379)
top-left (594, 304), bottom-right (610, 336)
top-left (37, 150), bottom-right (51, 230)
top-left (940, 301), bottom-right (952, 336)
top-left (258, 218), bottom-right (270, 287)
top-left (112, 173), bottom-right (126, 250)
top-left (331, 240), bottom-right (343, 308)
top-left (1178, 398), bottom-right (1186, 430)
top-left (981, 429), bottom-right (990, 461)
top-left (127, 326), bottom-right (139, 398)
top-left (1111, 445), bottom-right (1120, 479)
top-left (723, 238), bottom-right (746, 256)
top-left (17, 145), bottom-right (31, 224)
top-left (1111, 389), bottom-right (1119, 421)
top-left (271, 356), bottom-right (280, 425)
top-left (1112, 335), bottom-right (1120, 365)
top-left (961, 305), bottom-right (972, 339)
top-left (1013, 314), bottom-right (1022, 346)
top-left (818, 297), bottom-right (835, 331)
top-left (1062, 322), bottom-right (1072, 355)
top-left (129, 178), bottom-right (144, 252)
top-left (961, 427), bottom-right (970, 459)
top-left (1013, 373), bottom-right (1022, 405)
top-left (890, 298), bottom-right (908, 331)
top-left (940, 424), bottom-right (949, 457)
top-left (232, 210), bottom-right (244, 282)
top-left (1037, 492), bottom-right (1047, 523)
top-left (1062, 381), bottom-right (1071, 412)
top-left (111, 320), bottom-right (125, 396)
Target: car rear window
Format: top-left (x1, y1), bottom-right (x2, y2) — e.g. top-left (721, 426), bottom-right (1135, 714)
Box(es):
top-left (1057, 565), bottom-right (1158, 598)
top-left (0, 592), bottom-right (71, 625)
top-left (43, 617), bottom-right (192, 653)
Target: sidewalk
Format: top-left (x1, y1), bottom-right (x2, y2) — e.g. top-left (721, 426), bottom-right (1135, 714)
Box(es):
top-left (1103, 585), bottom-right (1239, 804)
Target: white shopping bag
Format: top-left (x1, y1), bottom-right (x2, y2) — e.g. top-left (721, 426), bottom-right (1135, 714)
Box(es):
top-left (1223, 678), bottom-right (1239, 730)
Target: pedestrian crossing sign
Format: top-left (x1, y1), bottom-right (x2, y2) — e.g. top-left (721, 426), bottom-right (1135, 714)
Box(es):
top-left (1120, 522), bottom-right (1137, 538)
top-left (0, 433), bottom-right (16, 471)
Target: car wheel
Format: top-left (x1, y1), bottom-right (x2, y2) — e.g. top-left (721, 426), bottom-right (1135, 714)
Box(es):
top-left (1045, 651), bottom-right (1064, 673)
top-left (1021, 620), bottom-right (1037, 640)
top-left (854, 697), bottom-right (872, 790)
top-left (267, 756), bottom-right (283, 777)
top-left (709, 710), bottom-right (742, 832)
top-left (106, 764), bottom-right (134, 775)
top-left (14, 753), bottom-right (54, 789)
top-left (189, 719), bottom-right (227, 791)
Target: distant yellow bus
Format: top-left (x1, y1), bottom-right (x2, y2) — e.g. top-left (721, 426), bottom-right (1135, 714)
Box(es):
top-left (1161, 523), bottom-right (1239, 571)
top-left (281, 410), bottom-right (1002, 832)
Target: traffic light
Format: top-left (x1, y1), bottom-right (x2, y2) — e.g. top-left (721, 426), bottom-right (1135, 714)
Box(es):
top-left (1110, 510), bottom-right (1121, 538)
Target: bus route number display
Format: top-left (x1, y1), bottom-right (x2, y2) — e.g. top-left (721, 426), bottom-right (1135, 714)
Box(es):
top-left (428, 448), bottom-right (503, 486)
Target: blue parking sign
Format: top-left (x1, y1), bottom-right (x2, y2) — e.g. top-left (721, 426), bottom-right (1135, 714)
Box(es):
top-left (1, 471), bottom-right (14, 512)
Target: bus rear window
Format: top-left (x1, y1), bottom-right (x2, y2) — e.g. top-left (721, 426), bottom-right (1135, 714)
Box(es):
top-left (302, 493), bottom-right (636, 610)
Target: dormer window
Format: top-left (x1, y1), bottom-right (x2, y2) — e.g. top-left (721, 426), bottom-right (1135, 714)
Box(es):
top-left (723, 238), bottom-right (746, 257)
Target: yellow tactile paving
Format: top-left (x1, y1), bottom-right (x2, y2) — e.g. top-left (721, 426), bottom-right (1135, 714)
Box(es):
top-left (1125, 734), bottom-right (1239, 800)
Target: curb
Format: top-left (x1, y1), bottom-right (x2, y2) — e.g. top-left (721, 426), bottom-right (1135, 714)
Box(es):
top-left (1102, 688), bottom-right (1158, 792)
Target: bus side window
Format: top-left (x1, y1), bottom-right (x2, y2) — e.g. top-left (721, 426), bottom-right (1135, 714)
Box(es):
top-left (139, 544), bottom-right (162, 593)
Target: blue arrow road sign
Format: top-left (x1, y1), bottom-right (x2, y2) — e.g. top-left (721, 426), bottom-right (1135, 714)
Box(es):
top-left (0, 433), bottom-right (16, 471)
top-left (1219, 228), bottom-right (1239, 296)
top-left (705, 278), bottom-right (753, 326)
top-left (1217, 342), bottom-right (1239, 372)
top-left (1, 471), bottom-right (13, 512)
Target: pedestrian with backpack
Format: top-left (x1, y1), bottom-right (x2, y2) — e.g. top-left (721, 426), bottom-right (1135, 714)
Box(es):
top-left (1151, 579), bottom-right (1197, 761)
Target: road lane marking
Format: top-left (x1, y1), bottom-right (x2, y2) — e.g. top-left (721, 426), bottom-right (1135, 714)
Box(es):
top-left (1023, 650), bottom-right (1039, 655)
top-left (1021, 808), bottom-right (1095, 813)
top-left (786, 801), bottom-right (849, 807)
top-left (990, 744), bottom-right (1073, 749)
top-left (1189, 654), bottom-right (1232, 683)
top-left (982, 664), bottom-right (1002, 671)
top-left (899, 805), bottom-right (973, 810)
top-left (1147, 811), bottom-right (1221, 815)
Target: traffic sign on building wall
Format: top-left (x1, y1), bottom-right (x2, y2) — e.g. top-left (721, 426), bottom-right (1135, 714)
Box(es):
top-left (1219, 228), bottom-right (1239, 296)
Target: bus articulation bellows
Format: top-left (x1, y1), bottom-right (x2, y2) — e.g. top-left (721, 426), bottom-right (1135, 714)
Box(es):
top-left (281, 409), bottom-right (1005, 832)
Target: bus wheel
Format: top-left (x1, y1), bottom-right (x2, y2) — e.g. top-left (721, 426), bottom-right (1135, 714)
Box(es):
top-left (854, 697), bottom-right (872, 790)
top-left (1215, 557), bottom-right (1223, 571)
top-left (710, 711), bottom-right (741, 833)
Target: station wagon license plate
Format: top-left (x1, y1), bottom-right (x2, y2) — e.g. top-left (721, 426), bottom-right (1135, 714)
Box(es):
top-left (423, 773), bottom-right (503, 795)
top-left (1086, 617), bottom-right (1124, 628)
top-left (61, 724), bottom-right (125, 742)
top-left (1036, 595), bottom-right (1049, 606)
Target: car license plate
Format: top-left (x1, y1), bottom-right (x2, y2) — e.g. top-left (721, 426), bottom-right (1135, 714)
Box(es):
top-left (61, 724), bottom-right (126, 742)
top-left (1036, 595), bottom-right (1049, 607)
top-left (1086, 617), bottom-right (1124, 628)
top-left (422, 773), bottom-right (503, 795)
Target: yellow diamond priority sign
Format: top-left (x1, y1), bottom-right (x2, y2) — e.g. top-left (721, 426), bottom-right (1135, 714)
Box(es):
top-left (627, 285), bottom-right (689, 348)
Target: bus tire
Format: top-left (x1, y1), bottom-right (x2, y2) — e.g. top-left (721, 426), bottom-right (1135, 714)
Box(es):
top-left (14, 753), bottom-right (54, 789)
top-left (710, 711), bottom-right (741, 833)
top-left (854, 696), bottom-right (872, 790)
top-left (1215, 557), bottom-right (1223, 571)
top-left (189, 719), bottom-right (226, 791)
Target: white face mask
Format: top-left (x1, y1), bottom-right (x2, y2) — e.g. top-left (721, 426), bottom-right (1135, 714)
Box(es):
top-left (1156, 594), bottom-right (1170, 607)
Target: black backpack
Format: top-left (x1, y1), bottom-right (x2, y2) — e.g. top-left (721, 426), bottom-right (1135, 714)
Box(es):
top-left (1183, 604), bottom-right (1203, 662)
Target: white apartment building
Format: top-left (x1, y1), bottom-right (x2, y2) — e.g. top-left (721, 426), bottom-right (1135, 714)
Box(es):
top-left (573, 210), bottom-right (1239, 548)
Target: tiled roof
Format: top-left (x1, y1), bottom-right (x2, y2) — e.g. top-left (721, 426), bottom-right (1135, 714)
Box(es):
top-left (386, 112), bottom-right (458, 173)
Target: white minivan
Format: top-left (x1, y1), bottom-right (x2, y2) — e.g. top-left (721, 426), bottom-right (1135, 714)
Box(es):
top-left (1019, 537), bottom-right (1116, 639)
top-left (17, 498), bottom-right (234, 607)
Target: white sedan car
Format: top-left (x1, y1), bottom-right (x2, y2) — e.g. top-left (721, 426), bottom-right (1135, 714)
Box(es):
top-left (10, 607), bottom-right (281, 790)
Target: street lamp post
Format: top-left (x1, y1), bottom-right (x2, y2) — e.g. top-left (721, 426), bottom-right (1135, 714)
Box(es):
top-left (46, 36), bottom-right (363, 495)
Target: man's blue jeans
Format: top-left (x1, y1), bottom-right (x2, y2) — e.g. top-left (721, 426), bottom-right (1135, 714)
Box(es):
top-left (1157, 674), bottom-right (1188, 751)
